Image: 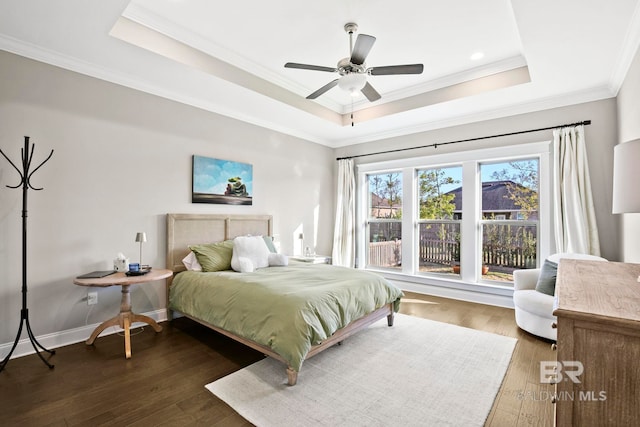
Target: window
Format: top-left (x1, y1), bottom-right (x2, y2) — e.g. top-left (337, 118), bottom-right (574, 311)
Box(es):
top-left (357, 142), bottom-right (549, 287)
top-left (417, 166), bottom-right (462, 276)
top-left (366, 171), bottom-right (402, 270)
top-left (480, 160), bottom-right (539, 282)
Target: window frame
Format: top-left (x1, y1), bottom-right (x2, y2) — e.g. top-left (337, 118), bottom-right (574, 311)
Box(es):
top-left (356, 141), bottom-right (551, 289)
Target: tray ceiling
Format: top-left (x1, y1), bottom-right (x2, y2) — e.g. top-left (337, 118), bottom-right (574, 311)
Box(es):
top-left (1, 0), bottom-right (639, 147)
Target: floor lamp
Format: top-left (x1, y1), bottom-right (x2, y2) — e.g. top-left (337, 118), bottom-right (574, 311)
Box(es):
top-left (612, 138), bottom-right (640, 281)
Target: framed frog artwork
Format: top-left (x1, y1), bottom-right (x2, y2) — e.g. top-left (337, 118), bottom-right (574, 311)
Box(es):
top-left (192, 155), bottom-right (253, 205)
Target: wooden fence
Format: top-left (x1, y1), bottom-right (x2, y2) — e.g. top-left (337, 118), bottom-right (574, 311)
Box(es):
top-left (368, 240), bottom-right (402, 267)
top-left (368, 240), bottom-right (536, 269)
top-left (481, 245), bottom-right (536, 269)
top-left (418, 239), bottom-right (458, 265)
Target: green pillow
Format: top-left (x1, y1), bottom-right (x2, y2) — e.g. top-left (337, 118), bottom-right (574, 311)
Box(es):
top-left (189, 240), bottom-right (234, 272)
top-left (535, 259), bottom-right (558, 296)
top-left (263, 236), bottom-right (277, 253)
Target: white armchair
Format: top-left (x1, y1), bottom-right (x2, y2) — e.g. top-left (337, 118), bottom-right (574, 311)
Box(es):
top-left (512, 252), bottom-right (607, 340)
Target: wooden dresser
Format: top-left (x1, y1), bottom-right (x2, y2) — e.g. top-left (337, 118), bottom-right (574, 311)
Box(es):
top-left (553, 259), bottom-right (640, 426)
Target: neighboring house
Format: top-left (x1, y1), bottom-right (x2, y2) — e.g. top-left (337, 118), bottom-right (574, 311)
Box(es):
top-left (446, 180), bottom-right (539, 220)
top-left (369, 193), bottom-right (402, 243)
top-left (369, 193), bottom-right (401, 218)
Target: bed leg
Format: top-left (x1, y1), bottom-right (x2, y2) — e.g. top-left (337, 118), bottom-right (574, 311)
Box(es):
top-left (286, 367), bottom-right (298, 386)
top-left (387, 310), bottom-right (394, 327)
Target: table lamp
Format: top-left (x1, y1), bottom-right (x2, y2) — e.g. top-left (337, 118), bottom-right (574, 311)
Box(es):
top-left (135, 232), bottom-right (147, 266)
top-left (298, 232), bottom-right (304, 256)
top-left (612, 139), bottom-right (640, 281)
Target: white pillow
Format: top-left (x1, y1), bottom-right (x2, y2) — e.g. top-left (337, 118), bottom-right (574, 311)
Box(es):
top-left (231, 236), bottom-right (270, 273)
top-left (236, 257), bottom-right (255, 273)
top-left (268, 253), bottom-right (288, 267)
top-left (182, 251), bottom-right (202, 271)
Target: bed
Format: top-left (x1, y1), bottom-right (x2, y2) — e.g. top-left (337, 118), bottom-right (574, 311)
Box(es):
top-left (166, 213), bottom-right (403, 385)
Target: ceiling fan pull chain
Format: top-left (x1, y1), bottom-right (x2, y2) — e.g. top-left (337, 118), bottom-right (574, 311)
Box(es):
top-left (351, 99), bottom-right (355, 127)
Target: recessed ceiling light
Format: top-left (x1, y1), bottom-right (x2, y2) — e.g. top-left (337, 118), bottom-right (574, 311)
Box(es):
top-left (470, 51), bottom-right (484, 61)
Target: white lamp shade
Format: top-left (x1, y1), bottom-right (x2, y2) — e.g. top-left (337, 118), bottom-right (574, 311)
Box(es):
top-left (337, 73), bottom-right (367, 94)
top-left (135, 232), bottom-right (147, 242)
top-left (612, 139), bottom-right (640, 213)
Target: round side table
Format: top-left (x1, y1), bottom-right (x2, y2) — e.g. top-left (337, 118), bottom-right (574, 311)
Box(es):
top-left (74, 268), bottom-right (172, 358)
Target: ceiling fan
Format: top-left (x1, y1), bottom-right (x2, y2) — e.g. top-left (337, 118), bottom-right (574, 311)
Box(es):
top-left (285, 23), bottom-right (424, 102)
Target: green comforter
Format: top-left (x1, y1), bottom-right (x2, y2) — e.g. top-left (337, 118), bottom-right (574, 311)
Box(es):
top-left (169, 262), bottom-right (403, 371)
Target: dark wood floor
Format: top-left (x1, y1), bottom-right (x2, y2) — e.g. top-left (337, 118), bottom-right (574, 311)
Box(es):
top-left (0, 291), bottom-right (555, 426)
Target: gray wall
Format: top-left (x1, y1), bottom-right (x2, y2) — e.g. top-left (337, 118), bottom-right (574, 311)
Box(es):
top-left (0, 51), bottom-right (335, 349)
top-left (616, 44), bottom-right (640, 262)
top-left (335, 98), bottom-right (620, 262)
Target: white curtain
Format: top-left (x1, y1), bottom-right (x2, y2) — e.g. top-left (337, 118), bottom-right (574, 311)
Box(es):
top-left (552, 125), bottom-right (601, 255)
top-left (332, 159), bottom-right (356, 267)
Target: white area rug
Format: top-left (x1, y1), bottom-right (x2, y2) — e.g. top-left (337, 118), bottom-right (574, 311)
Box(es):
top-left (206, 314), bottom-right (516, 427)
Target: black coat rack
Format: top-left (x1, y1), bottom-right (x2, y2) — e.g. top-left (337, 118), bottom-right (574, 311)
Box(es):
top-left (0, 136), bottom-right (55, 371)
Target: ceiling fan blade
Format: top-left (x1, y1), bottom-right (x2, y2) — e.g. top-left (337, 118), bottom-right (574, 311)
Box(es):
top-left (369, 64), bottom-right (424, 75)
top-left (361, 82), bottom-right (381, 102)
top-left (285, 62), bottom-right (337, 73)
top-left (306, 79), bottom-right (339, 99)
top-left (350, 34), bottom-right (376, 65)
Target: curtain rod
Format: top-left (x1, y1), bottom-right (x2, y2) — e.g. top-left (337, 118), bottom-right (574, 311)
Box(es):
top-left (336, 120), bottom-right (592, 161)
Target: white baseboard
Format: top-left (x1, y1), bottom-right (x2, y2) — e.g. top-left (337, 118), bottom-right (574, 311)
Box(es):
top-left (370, 269), bottom-right (516, 309)
top-left (0, 309), bottom-right (167, 361)
top-left (393, 280), bottom-right (515, 309)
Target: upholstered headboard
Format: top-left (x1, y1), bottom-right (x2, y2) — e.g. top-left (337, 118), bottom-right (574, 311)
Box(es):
top-left (166, 213), bottom-right (273, 274)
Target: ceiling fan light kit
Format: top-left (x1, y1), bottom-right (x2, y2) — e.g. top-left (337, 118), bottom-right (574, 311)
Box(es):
top-left (284, 22), bottom-right (424, 102)
top-left (338, 72), bottom-right (367, 95)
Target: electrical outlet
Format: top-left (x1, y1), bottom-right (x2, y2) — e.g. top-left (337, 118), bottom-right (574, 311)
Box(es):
top-left (87, 291), bottom-right (98, 306)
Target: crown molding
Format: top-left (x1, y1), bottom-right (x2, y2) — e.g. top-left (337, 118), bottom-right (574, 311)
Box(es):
top-left (609, 0), bottom-right (640, 95)
top-left (0, 17), bottom-right (622, 151)
top-left (327, 85), bottom-right (615, 148)
top-left (0, 33), bottom-right (332, 146)
top-left (1, 31), bottom-right (615, 150)
top-left (123, 3), bottom-right (534, 118)
top-left (122, 3), bottom-right (345, 113)
top-left (347, 55), bottom-right (529, 114)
